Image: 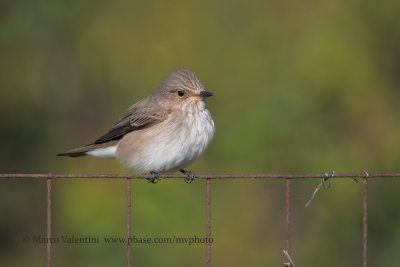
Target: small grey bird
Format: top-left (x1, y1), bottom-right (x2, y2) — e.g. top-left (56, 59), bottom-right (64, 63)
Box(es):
top-left (58, 69), bottom-right (215, 183)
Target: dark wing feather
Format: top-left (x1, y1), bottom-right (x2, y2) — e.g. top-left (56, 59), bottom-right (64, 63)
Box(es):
top-left (57, 93), bottom-right (173, 157)
top-left (93, 108), bottom-right (171, 144)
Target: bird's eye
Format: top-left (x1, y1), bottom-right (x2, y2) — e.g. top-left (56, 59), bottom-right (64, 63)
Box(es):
top-left (177, 90), bottom-right (185, 97)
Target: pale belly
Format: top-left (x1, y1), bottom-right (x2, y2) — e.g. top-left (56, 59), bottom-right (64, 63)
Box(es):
top-left (116, 107), bottom-right (214, 174)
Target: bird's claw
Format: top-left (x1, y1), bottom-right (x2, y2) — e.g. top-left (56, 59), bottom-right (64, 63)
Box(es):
top-left (180, 169), bottom-right (196, 184)
top-left (147, 171), bottom-right (161, 184)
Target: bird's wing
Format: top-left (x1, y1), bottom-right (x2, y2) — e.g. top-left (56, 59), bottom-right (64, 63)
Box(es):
top-left (92, 106), bottom-right (171, 144)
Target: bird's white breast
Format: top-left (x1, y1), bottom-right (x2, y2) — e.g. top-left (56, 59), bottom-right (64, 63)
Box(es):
top-left (116, 100), bottom-right (215, 174)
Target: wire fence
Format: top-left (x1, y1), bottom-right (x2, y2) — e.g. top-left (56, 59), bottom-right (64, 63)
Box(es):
top-left (1, 172), bottom-right (400, 267)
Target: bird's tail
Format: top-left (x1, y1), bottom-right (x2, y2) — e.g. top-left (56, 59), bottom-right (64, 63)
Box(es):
top-left (57, 145), bottom-right (93, 157)
top-left (57, 140), bottom-right (119, 158)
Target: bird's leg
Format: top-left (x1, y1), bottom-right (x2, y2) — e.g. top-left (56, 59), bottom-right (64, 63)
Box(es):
top-left (147, 171), bottom-right (161, 184)
top-left (180, 169), bottom-right (196, 184)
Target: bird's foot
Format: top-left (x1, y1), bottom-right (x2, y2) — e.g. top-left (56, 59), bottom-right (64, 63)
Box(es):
top-left (180, 169), bottom-right (196, 184)
top-left (147, 171), bottom-right (162, 184)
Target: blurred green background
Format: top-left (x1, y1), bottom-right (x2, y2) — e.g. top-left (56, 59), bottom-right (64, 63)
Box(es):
top-left (1, 0), bottom-right (400, 266)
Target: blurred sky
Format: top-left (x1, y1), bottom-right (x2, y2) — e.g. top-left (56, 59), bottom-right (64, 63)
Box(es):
top-left (1, 0), bottom-right (400, 266)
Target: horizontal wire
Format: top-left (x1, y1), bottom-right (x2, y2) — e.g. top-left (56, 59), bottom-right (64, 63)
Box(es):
top-left (0, 173), bottom-right (399, 179)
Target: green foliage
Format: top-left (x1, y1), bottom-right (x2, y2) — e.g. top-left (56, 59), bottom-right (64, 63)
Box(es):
top-left (1, 0), bottom-right (400, 266)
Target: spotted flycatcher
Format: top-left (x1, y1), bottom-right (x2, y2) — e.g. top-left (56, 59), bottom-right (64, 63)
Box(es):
top-left (58, 69), bottom-right (215, 183)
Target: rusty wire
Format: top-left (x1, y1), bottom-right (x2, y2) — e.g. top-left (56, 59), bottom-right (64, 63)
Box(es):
top-left (46, 178), bottom-right (51, 267)
top-left (206, 178), bottom-right (211, 267)
top-left (1, 172), bottom-right (400, 179)
top-left (285, 179), bottom-right (291, 266)
top-left (363, 177), bottom-right (368, 267)
top-left (126, 179), bottom-right (132, 267)
top-left (2, 172), bottom-right (399, 267)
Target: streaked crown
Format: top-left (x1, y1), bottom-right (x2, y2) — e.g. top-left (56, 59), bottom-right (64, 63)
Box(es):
top-left (159, 69), bottom-right (205, 92)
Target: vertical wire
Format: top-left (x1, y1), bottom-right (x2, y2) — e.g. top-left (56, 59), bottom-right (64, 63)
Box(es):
top-left (284, 178), bottom-right (292, 267)
top-left (127, 178), bottom-right (132, 267)
top-left (206, 178), bottom-right (211, 267)
top-left (363, 178), bottom-right (368, 267)
top-left (46, 178), bottom-right (52, 267)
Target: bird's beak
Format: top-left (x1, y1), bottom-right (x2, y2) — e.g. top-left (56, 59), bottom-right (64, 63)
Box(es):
top-left (198, 90), bottom-right (213, 98)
